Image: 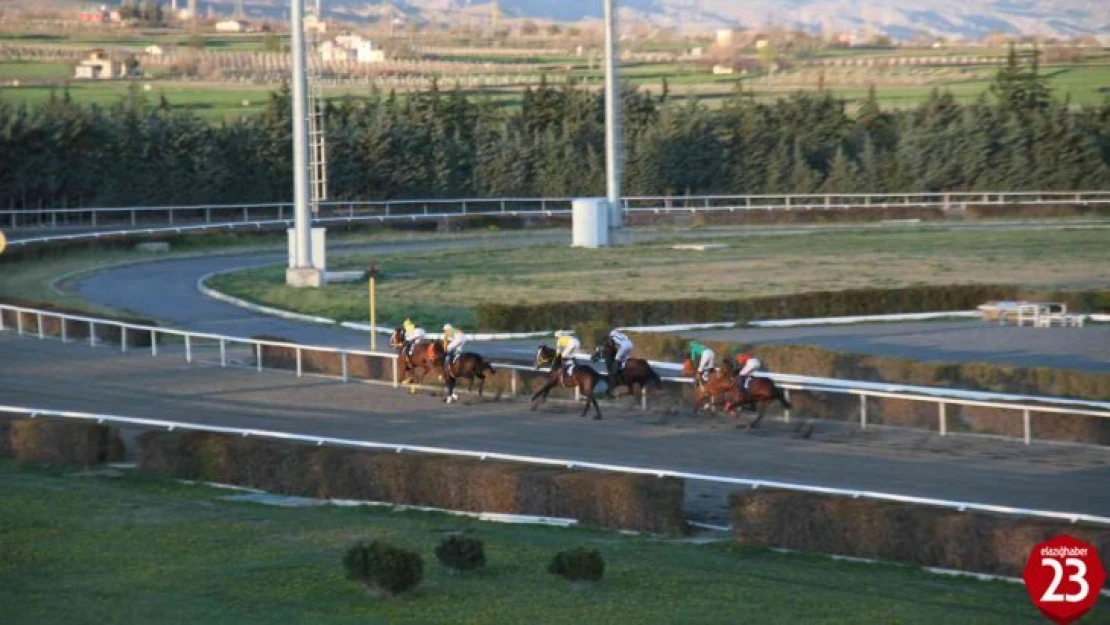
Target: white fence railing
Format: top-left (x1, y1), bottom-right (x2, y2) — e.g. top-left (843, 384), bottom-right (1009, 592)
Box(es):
top-left (5, 190), bottom-right (1110, 230)
top-left (1, 403), bottom-right (1106, 526)
top-left (2, 303), bottom-right (1109, 447)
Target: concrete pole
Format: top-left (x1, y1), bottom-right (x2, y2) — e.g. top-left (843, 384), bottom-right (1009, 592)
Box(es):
top-left (290, 0), bottom-right (313, 271)
top-left (603, 0), bottom-right (623, 229)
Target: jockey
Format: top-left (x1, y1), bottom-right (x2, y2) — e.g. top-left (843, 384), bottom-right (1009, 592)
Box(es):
top-left (689, 341), bottom-right (715, 382)
top-left (442, 324), bottom-right (468, 368)
top-left (555, 330), bottom-right (581, 375)
top-left (735, 352), bottom-right (763, 390)
top-left (402, 318), bottom-right (425, 356)
top-left (609, 329), bottom-right (634, 374)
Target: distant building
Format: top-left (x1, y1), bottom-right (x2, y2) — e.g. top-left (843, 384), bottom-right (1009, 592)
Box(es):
top-left (144, 44), bottom-right (165, 56)
top-left (711, 64), bottom-right (734, 75)
top-left (716, 28), bottom-right (740, 46)
top-left (320, 33), bottom-right (385, 64)
top-left (305, 14), bottom-right (327, 35)
top-left (74, 49), bottom-right (122, 80)
top-left (215, 19), bottom-right (249, 33)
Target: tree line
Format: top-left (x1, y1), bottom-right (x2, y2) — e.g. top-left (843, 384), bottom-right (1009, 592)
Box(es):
top-left (1, 49), bottom-right (1108, 209)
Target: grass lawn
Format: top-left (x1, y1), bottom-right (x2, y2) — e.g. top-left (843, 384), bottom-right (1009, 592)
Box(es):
top-left (206, 227), bottom-right (1110, 329)
top-left (0, 60), bottom-right (73, 81)
top-left (0, 461), bottom-right (1045, 625)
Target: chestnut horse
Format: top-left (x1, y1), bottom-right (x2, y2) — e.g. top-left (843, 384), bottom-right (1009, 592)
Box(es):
top-left (531, 345), bottom-right (603, 420)
top-left (389, 327), bottom-right (439, 385)
top-left (592, 338), bottom-right (662, 400)
top-left (683, 359), bottom-right (791, 428)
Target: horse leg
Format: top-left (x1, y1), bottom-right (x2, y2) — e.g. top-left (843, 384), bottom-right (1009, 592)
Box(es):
top-left (531, 379), bottom-right (556, 410)
top-left (476, 373), bottom-right (485, 398)
top-left (748, 402), bottom-right (767, 430)
top-left (590, 394), bottom-right (603, 420)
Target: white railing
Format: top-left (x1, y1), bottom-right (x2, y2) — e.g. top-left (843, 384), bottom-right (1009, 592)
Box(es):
top-left (1, 403), bottom-right (1106, 526)
top-left (4, 190), bottom-right (1110, 231)
top-left (3, 302), bottom-right (1109, 447)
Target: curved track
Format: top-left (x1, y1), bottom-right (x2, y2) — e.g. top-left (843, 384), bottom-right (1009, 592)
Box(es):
top-left (68, 229), bottom-right (1110, 371)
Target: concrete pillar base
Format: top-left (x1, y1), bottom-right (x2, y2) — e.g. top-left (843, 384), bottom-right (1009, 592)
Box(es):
top-left (285, 267), bottom-right (325, 288)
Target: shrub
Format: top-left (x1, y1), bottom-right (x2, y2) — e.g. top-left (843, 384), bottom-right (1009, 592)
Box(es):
top-left (343, 540), bottom-right (423, 597)
top-left (435, 534), bottom-right (486, 573)
top-left (547, 548), bottom-right (605, 583)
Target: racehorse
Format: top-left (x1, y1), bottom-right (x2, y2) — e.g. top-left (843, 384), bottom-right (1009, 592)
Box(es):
top-left (592, 338), bottom-right (662, 400)
top-left (683, 359), bottom-right (735, 414)
top-left (429, 339), bottom-right (497, 402)
top-left (683, 359), bottom-right (791, 428)
top-left (389, 327), bottom-right (439, 385)
top-left (531, 344), bottom-right (603, 420)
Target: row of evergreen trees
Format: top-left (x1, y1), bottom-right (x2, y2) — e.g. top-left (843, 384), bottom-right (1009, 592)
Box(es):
top-left (1, 50), bottom-right (1108, 209)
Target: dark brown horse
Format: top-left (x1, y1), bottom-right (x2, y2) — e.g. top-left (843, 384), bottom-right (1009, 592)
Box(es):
top-left (531, 345), bottom-right (603, 420)
top-left (430, 339), bottom-right (497, 403)
top-left (389, 327), bottom-right (439, 385)
top-left (593, 338), bottom-right (662, 401)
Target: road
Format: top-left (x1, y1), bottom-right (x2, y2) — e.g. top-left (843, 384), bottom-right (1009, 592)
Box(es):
top-left (3, 334), bottom-right (1109, 522)
top-left (68, 229), bottom-right (1110, 372)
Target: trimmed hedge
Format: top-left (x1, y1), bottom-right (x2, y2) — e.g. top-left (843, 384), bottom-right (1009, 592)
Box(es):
top-left (476, 286), bottom-right (1110, 332)
top-left (730, 488), bottom-right (1110, 581)
top-left (0, 416), bottom-right (124, 466)
top-left (137, 431), bottom-right (687, 534)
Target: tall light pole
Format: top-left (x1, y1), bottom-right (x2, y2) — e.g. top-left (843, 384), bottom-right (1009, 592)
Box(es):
top-left (286, 0), bottom-right (321, 287)
top-left (603, 0), bottom-right (623, 230)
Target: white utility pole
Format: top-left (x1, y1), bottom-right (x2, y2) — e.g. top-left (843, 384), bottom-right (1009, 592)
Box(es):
top-left (603, 0), bottom-right (623, 230)
top-left (286, 0), bottom-right (322, 287)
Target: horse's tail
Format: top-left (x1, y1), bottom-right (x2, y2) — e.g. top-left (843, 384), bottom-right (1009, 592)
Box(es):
top-left (650, 366), bottom-right (663, 389)
top-left (483, 360), bottom-right (495, 375)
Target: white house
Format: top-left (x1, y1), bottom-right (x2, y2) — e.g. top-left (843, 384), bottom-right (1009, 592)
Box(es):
top-left (144, 44), bottom-right (165, 56)
top-left (320, 33), bottom-right (385, 64)
top-left (215, 19), bottom-right (249, 33)
top-left (74, 49), bottom-right (122, 80)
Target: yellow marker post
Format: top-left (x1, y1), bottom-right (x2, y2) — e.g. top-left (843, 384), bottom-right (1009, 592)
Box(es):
top-left (368, 261), bottom-right (378, 351)
top-left (0, 230), bottom-right (6, 256)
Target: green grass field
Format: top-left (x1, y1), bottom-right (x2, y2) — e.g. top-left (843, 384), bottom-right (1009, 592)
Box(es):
top-left (0, 461), bottom-right (1044, 625)
top-left (206, 227), bottom-right (1110, 329)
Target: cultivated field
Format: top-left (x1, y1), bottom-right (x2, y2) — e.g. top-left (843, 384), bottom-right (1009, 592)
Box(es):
top-left (3, 26), bottom-right (1108, 119)
top-left (207, 227), bottom-right (1110, 328)
top-left (0, 462), bottom-right (1044, 625)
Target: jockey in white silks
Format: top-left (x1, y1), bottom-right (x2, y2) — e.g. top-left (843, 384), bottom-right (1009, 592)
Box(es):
top-left (609, 330), bottom-right (634, 373)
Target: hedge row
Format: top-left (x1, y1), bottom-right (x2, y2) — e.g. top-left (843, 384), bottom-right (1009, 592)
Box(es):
top-left (731, 488), bottom-right (1110, 581)
top-left (0, 416), bottom-right (124, 466)
top-left (476, 285), bottom-right (1110, 332)
top-left (137, 431), bottom-right (687, 535)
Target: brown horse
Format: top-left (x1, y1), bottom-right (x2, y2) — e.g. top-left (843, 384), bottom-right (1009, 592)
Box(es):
top-left (684, 359), bottom-right (791, 428)
top-left (431, 340), bottom-right (497, 403)
top-left (684, 359), bottom-right (735, 414)
top-left (531, 345), bottom-right (603, 420)
top-left (389, 327), bottom-right (439, 385)
top-left (592, 339), bottom-right (662, 401)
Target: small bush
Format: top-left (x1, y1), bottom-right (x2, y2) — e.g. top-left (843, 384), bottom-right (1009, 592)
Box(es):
top-left (435, 534), bottom-right (486, 573)
top-left (547, 548), bottom-right (605, 583)
top-left (343, 540), bottom-right (423, 597)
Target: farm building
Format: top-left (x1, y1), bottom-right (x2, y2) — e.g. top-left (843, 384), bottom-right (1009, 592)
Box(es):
top-left (215, 19), bottom-right (249, 33)
top-left (74, 49), bottom-right (122, 80)
top-left (319, 33), bottom-right (385, 64)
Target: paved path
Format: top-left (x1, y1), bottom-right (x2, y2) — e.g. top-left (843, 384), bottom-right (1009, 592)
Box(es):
top-left (3, 335), bottom-right (1109, 523)
top-left (69, 229), bottom-right (1110, 372)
